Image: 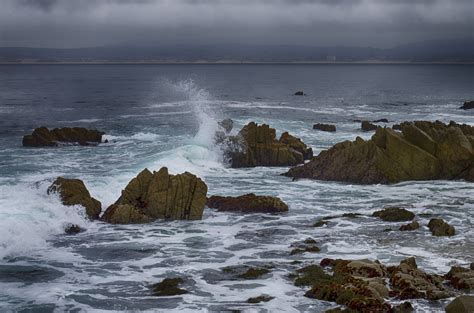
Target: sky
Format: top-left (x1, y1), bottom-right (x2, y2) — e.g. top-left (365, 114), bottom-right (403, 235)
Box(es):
top-left (0, 0), bottom-right (472, 48)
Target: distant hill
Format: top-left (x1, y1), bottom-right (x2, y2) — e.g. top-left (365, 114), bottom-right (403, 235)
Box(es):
top-left (0, 38), bottom-right (472, 63)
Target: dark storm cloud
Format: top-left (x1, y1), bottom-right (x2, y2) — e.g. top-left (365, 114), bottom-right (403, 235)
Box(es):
top-left (1, 0), bottom-right (472, 48)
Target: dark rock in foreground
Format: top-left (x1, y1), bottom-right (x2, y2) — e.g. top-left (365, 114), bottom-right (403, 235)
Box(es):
top-left (151, 278), bottom-right (187, 296)
top-left (460, 101), bottom-right (474, 110)
top-left (284, 121), bottom-right (474, 184)
top-left (23, 127), bottom-right (104, 147)
top-left (48, 177), bottom-right (102, 220)
top-left (101, 167), bottom-right (207, 224)
top-left (445, 295), bottom-right (474, 313)
top-left (313, 123), bottom-right (336, 132)
top-left (428, 218), bottom-right (455, 236)
top-left (225, 122), bottom-right (313, 168)
top-left (206, 193), bottom-right (288, 214)
top-left (372, 207), bottom-right (415, 222)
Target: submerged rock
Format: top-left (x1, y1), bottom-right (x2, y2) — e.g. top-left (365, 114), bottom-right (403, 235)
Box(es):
top-left (460, 101), bottom-right (474, 110)
top-left (372, 207), bottom-right (415, 222)
top-left (247, 295), bottom-right (274, 303)
top-left (373, 119), bottom-right (389, 123)
top-left (23, 127), bottom-right (104, 147)
top-left (47, 177), bottom-right (102, 220)
top-left (290, 238), bottom-right (321, 255)
top-left (218, 118), bottom-right (234, 133)
top-left (294, 91), bottom-right (305, 96)
top-left (64, 223), bottom-right (83, 235)
top-left (225, 122), bottom-right (312, 168)
top-left (151, 278), bottom-right (187, 296)
top-left (445, 295), bottom-right (474, 313)
top-left (428, 218), bottom-right (455, 236)
top-left (399, 221), bottom-right (420, 231)
top-left (313, 123), bottom-right (337, 132)
top-left (101, 167), bottom-right (207, 224)
top-left (284, 121), bottom-right (474, 184)
top-left (206, 193), bottom-right (288, 214)
top-left (222, 265), bottom-right (271, 280)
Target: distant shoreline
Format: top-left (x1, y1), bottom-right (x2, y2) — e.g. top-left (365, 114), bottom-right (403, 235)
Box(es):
top-left (1, 61), bottom-right (473, 65)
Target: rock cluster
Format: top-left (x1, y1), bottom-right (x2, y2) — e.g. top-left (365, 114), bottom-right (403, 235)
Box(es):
top-left (48, 177), bottom-right (102, 220)
top-left (285, 121), bottom-right (474, 184)
top-left (101, 167), bottom-right (208, 224)
top-left (23, 127), bottom-right (104, 147)
top-left (226, 122), bottom-right (313, 168)
top-left (206, 193), bottom-right (288, 213)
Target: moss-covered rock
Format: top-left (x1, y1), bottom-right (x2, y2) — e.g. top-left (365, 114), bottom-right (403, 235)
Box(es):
top-left (372, 207), bottom-right (415, 222)
top-left (23, 127), bottom-right (104, 147)
top-left (428, 218), bottom-right (455, 236)
top-left (101, 167), bottom-right (207, 224)
top-left (206, 193), bottom-right (288, 214)
top-left (48, 177), bottom-right (102, 220)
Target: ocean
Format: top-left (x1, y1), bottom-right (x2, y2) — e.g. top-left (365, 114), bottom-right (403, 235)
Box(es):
top-left (0, 64), bottom-right (473, 312)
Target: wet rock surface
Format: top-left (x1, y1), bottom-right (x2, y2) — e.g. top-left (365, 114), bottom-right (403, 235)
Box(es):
top-left (445, 295), bottom-right (474, 313)
top-left (206, 193), bottom-right (288, 214)
top-left (313, 123), bottom-right (337, 132)
top-left (285, 121), bottom-right (474, 184)
top-left (428, 218), bottom-right (455, 236)
top-left (445, 266), bottom-right (474, 290)
top-left (361, 121), bottom-right (379, 131)
top-left (151, 278), bottom-right (187, 296)
top-left (399, 221), bottom-right (420, 231)
top-left (47, 177), bottom-right (102, 220)
top-left (23, 127), bottom-right (104, 147)
top-left (101, 167), bottom-right (207, 224)
top-left (372, 207), bottom-right (415, 222)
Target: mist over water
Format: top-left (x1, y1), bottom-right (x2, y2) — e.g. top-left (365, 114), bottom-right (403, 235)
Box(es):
top-left (0, 64), bottom-right (472, 312)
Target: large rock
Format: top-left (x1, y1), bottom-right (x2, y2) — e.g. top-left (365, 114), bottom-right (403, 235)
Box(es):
top-left (445, 266), bottom-right (474, 290)
top-left (428, 218), bottom-right (455, 236)
top-left (101, 167), bottom-right (207, 224)
top-left (372, 207), bottom-right (415, 222)
top-left (47, 177), bottom-right (101, 220)
top-left (23, 127), bottom-right (104, 147)
top-left (285, 121), bottom-right (474, 184)
top-left (226, 122), bottom-right (312, 168)
top-left (445, 295), bottom-right (474, 313)
top-left (460, 101), bottom-right (474, 110)
top-left (206, 193), bottom-right (288, 213)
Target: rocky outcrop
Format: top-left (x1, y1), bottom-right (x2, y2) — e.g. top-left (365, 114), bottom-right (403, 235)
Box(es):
top-left (285, 121), bottom-right (474, 184)
top-left (313, 123), bottom-right (336, 132)
top-left (445, 266), bottom-right (474, 290)
top-left (101, 167), bottom-right (207, 224)
top-left (460, 101), bottom-right (474, 110)
top-left (446, 296), bottom-right (474, 313)
top-left (226, 122), bottom-right (313, 168)
top-left (361, 121), bottom-right (379, 131)
top-left (206, 193), bottom-right (288, 213)
top-left (428, 218), bottom-right (455, 236)
top-left (23, 127), bottom-right (104, 147)
top-left (48, 177), bottom-right (102, 220)
top-left (372, 207), bottom-right (415, 222)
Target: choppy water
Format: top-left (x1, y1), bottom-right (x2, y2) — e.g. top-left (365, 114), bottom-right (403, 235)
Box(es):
top-left (0, 64), bottom-right (473, 312)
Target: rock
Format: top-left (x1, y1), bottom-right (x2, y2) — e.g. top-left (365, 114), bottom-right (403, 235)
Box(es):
top-left (313, 123), bottom-right (337, 132)
top-left (222, 265), bottom-right (271, 280)
top-left (399, 221), bottom-right (420, 231)
top-left (279, 131), bottom-right (313, 159)
top-left (206, 193), bottom-right (288, 214)
top-left (151, 278), bottom-right (187, 296)
top-left (218, 118), bottom-right (234, 133)
top-left (373, 119), bottom-right (389, 123)
top-left (294, 91), bottom-right (305, 96)
top-left (428, 218), bottom-right (455, 236)
top-left (47, 177), bottom-right (102, 220)
top-left (101, 167), bottom-right (207, 224)
top-left (23, 127), bottom-right (104, 147)
top-left (445, 266), bottom-right (474, 290)
top-left (284, 121), bottom-right (474, 184)
top-left (393, 302), bottom-right (414, 313)
top-left (361, 121), bottom-right (379, 131)
top-left (247, 295), bottom-right (274, 303)
top-left (372, 207), bottom-right (415, 222)
top-left (460, 101), bottom-right (474, 110)
top-left (445, 295), bottom-right (474, 313)
top-left (225, 122), bottom-right (312, 168)
top-left (290, 238), bottom-right (320, 255)
top-left (313, 219), bottom-right (328, 227)
top-left (64, 223), bottom-right (83, 235)
top-left (471, 263), bottom-right (474, 271)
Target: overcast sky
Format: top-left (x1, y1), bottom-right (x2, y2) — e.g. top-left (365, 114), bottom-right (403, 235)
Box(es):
top-left (0, 0), bottom-right (472, 48)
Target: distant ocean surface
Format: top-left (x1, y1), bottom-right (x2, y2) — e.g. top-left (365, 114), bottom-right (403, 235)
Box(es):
top-left (0, 64), bottom-right (473, 312)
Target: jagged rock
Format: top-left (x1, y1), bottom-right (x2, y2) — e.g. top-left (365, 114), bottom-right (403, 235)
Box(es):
top-left (279, 132), bottom-right (313, 159)
top-left (23, 127), bottom-right (104, 147)
top-left (361, 121), bottom-right (379, 131)
top-left (247, 295), bottom-right (274, 303)
top-left (460, 101), bottom-right (474, 110)
top-left (285, 121), bottom-right (474, 184)
top-left (206, 193), bottom-right (288, 214)
top-left (399, 221), bottom-right (420, 231)
top-left (445, 266), bottom-right (474, 290)
top-left (48, 177), bottom-right (102, 220)
top-left (151, 278), bottom-right (187, 296)
top-left (372, 207), bottom-right (415, 222)
top-left (428, 218), bottom-right (455, 236)
top-left (226, 122), bottom-right (312, 168)
top-left (294, 91), bottom-right (305, 96)
top-left (313, 123), bottom-right (337, 132)
top-left (445, 295), bottom-right (474, 313)
top-left (101, 167), bottom-right (207, 224)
